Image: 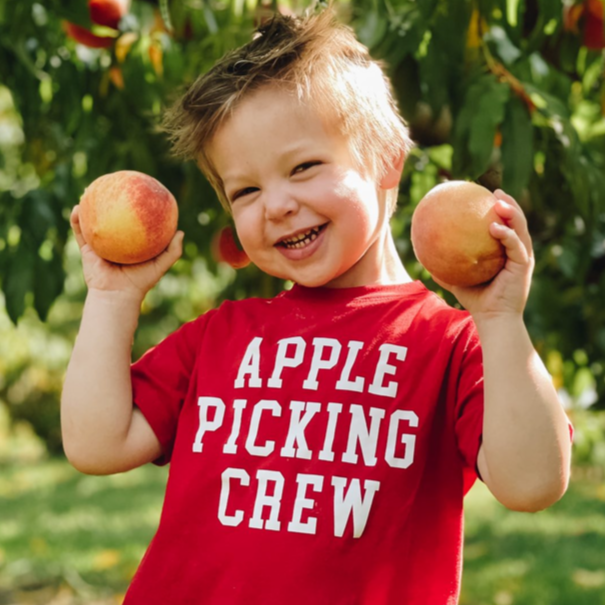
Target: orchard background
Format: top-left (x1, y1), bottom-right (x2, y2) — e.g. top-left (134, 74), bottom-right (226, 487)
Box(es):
top-left (0, 0), bottom-right (604, 603)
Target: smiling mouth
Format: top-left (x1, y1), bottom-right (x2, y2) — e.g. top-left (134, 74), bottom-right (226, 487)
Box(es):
top-left (277, 224), bottom-right (328, 249)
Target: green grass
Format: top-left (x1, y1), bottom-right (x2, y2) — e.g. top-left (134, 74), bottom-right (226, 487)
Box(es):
top-left (0, 460), bottom-right (168, 604)
top-left (0, 459), bottom-right (604, 604)
top-left (461, 477), bottom-right (605, 605)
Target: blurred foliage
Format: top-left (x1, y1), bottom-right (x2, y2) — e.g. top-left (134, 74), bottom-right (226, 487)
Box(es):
top-left (353, 0), bottom-right (605, 411)
top-left (569, 408), bottom-right (605, 466)
top-left (0, 0), bottom-right (604, 456)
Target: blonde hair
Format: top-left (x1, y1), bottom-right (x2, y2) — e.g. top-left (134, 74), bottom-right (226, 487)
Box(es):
top-left (161, 6), bottom-right (413, 213)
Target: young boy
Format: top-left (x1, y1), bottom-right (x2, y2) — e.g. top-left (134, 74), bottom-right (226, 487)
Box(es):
top-left (61, 8), bottom-right (572, 605)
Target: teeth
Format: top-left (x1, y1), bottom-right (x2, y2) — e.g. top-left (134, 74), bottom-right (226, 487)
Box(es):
top-left (281, 227), bottom-right (320, 248)
top-left (283, 228), bottom-right (315, 244)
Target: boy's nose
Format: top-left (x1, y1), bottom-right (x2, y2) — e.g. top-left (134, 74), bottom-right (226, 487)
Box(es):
top-left (263, 189), bottom-right (299, 221)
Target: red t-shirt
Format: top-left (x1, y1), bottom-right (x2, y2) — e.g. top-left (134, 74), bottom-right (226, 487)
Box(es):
top-left (125, 281), bottom-right (484, 605)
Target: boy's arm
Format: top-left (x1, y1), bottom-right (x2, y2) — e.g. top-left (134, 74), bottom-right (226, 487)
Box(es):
top-left (436, 190), bottom-right (571, 512)
top-left (474, 314), bottom-right (571, 512)
top-left (61, 206), bottom-right (184, 475)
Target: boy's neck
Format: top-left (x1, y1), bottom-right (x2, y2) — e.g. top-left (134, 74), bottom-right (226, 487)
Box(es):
top-left (368, 231), bottom-right (412, 286)
top-left (326, 230), bottom-right (412, 289)
top-left (382, 233), bottom-right (413, 284)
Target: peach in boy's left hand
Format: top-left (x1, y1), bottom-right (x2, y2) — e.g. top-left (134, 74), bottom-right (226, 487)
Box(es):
top-left (432, 190), bottom-right (535, 321)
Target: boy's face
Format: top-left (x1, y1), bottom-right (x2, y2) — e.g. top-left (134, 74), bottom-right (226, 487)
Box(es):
top-left (207, 86), bottom-right (398, 288)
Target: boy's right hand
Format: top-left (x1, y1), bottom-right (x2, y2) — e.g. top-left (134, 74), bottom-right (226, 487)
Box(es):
top-left (70, 205), bottom-right (185, 303)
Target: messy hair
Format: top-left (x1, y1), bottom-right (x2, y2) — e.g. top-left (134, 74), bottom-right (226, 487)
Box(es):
top-left (161, 5), bottom-right (413, 213)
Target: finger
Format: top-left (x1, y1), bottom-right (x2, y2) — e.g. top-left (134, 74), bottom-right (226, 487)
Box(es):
top-left (493, 189), bottom-right (530, 244)
top-left (70, 205), bottom-right (79, 229)
top-left (70, 205), bottom-right (88, 249)
top-left (493, 189), bottom-right (522, 211)
top-left (492, 198), bottom-right (516, 225)
top-left (493, 198), bottom-right (533, 256)
top-left (493, 190), bottom-right (530, 236)
top-left (431, 273), bottom-right (486, 296)
top-left (490, 222), bottom-right (530, 266)
top-left (493, 189), bottom-right (526, 225)
top-left (153, 231), bottom-right (184, 273)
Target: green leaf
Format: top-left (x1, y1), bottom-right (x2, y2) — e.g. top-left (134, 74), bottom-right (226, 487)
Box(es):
top-left (522, 0), bottom-right (561, 52)
top-left (410, 159), bottom-right (438, 206)
top-left (556, 237), bottom-right (583, 279)
top-left (159, 0), bottom-right (174, 33)
top-left (562, 154), bottom-right (591, 219)
top-left (586, 160), bottom-right (605, 215)
top-left (486, 26), bottom-right (522, 65)
top-left (11, 40), bottom-right (50, 82)
top-left (501, 96), bottom-right (534, 199)
top-left (537, 0), bottom-right (564, 25)
top-left (418, 39), bottom-right (450, 114)
top-left (202, 1), bottom-right (218, 35)
top-left (460, 76), bottom-right (511, 178)
top-left (18, 190), bottom-right (57, 243)
top-left (577, 157), bottom-right (605, 222)
top-left (417, 0), bottom-right (439, 20)
top-left (3, 239), bottom-right (35, 324)
top-left (416, 1), bottom-right (468, 115)
top-left (47, 0), bottom-right (92, 28)
top-left (33, 251), bottom-right (65, 322)
top-left (356, 10), bottom-right (388, 50)
top-left (377, 5), bottom-right (425, 65)
top-left (525, 83), bottom-right (570, 120)
top-left (506, 0), bottom-right (521, 27)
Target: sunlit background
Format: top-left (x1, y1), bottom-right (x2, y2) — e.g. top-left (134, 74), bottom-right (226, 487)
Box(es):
top-left (1, 0), bottom-right (604, 603)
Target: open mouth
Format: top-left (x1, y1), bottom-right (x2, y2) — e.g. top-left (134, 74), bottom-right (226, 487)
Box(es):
top-left (277, 223), bottom-right (328, 249)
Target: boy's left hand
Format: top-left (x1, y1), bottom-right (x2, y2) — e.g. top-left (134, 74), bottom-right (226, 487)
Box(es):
top-left (432, 189), bottom-right (534, 321)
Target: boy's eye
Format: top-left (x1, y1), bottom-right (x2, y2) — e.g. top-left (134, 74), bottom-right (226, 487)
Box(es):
top-left (292, 161), bottom-right (321, 175)
top-left (231, 187), bottom-right (258, 201)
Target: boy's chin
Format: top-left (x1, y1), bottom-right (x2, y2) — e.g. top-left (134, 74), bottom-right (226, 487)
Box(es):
top-left (291, 277), bottom-right (333, 288)
top-left (263, 266), bottom-right (336, 289)
top-left (283, 272), bottom-right (345, 289)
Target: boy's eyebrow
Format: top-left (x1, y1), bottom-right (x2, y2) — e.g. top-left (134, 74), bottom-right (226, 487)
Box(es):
top-left (220, 165), bottom-right (256, 188)
top-left (280, 141), bottom-right (327, 162)
top-left (221, 141), bottom-right (328, 186)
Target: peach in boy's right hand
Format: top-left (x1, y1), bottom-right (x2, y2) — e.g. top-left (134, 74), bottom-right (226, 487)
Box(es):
top-left (70, 204), bottom-right (184, 302)
top-left (78, 171), bottom-right (179, 265)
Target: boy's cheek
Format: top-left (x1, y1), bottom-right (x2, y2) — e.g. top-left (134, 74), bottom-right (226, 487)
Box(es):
top-left (232, 219), bottom-right (256, 251)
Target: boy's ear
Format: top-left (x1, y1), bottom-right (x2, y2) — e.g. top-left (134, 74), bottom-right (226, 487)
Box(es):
top-left (379, 151), bottom-right (405, 190)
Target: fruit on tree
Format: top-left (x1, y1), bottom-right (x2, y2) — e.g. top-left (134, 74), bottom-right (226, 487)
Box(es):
top-left (583, 0), bottom-right (604, 49)
top-left (89, 0), bottom-right (129, 29)
top-left (64, 0), bottom-right (129, 49)
top-left (563, 0), bottom-right (605, 48)
top-left (78, 171), bottom-right (178, 264)
top-left (564, 3), bottom-right (584, 33)
top-left (410, 181), bottom-right (506, 287)
top-left (108, 65), bottom-right (124, 89)
top-left (63, 21), bottom-right (115, 49)
top-left (212, 226), bottom-right (251, 269)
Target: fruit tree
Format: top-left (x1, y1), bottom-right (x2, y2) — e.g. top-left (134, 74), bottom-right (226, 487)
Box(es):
top-left (0, 0), bottom-right (604, 453)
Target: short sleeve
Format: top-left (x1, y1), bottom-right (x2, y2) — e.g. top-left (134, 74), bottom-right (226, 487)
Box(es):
top-left (452, 318), bottom-right (484, 489)
top-left (131, 313), bottom-right (209, 464)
